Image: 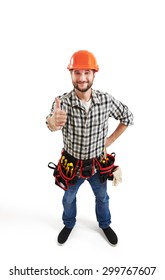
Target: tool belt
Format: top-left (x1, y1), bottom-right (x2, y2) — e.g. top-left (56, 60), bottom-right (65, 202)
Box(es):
top-left (48, 150), bottom-right (117, 190)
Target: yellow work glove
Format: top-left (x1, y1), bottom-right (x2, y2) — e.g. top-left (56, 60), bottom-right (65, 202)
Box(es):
top-left (112, 167), bottom-right (122, 186)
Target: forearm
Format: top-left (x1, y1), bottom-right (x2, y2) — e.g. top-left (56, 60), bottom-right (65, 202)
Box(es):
top-left (105, 123), bottom-right (128, 147)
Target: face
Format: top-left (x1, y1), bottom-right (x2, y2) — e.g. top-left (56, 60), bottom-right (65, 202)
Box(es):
top-left (70, 69), bottom-right (95, 92)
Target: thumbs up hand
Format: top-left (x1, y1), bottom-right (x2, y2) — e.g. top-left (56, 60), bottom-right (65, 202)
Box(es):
top-left (47, 97), bottom-right (67, 131)
top-left (54, 97), bottom-right (67, 130)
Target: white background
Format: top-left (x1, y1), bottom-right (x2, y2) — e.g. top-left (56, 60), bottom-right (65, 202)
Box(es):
top-left (0, 0), bottom-right (165, 279)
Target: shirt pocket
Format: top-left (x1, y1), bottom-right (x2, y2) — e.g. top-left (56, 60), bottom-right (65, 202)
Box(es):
top-left (93, 114), bottom-right (107, 126)
top-left (91, 114), bottom-right (108, 135)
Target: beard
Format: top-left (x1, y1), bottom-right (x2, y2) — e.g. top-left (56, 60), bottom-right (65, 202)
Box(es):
top-left (73, 81), bottom-right (93, 92)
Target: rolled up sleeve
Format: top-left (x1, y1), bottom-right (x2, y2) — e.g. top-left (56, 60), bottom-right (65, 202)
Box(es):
top-left (109, 95), bottom-right (134, 126)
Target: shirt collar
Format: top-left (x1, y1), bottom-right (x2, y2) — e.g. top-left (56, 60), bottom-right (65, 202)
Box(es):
top-left (71, 89), bottom-right (100, 107)
top-left (91, 89), bottom-right (100, 105)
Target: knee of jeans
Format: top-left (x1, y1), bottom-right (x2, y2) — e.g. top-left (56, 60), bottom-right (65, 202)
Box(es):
top-left (63, 193), bottom-right (76, 204)
top-left (96, 193), bottom-right (109, 203)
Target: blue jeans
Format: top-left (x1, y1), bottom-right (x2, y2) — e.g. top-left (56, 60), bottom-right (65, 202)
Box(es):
top-left (62, 172), bottom-right (111, 229)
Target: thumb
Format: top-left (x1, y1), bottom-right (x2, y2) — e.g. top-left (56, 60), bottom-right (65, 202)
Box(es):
top-left (55, 97), bottom-right (61, 110)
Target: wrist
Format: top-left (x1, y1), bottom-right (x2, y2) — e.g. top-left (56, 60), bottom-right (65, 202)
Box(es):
top-left (105, 136), bottom-right (115, 147)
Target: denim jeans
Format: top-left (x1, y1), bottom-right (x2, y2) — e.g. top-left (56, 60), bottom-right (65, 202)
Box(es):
top-left (62, 172), bottom-right (111, 229)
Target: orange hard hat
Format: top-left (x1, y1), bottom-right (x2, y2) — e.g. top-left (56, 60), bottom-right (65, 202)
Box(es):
top-left (67, 50), bottom-right (99, 71)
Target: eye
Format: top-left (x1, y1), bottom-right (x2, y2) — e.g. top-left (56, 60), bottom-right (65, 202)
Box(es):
top-left (74, 70), bottom-right (80, 75)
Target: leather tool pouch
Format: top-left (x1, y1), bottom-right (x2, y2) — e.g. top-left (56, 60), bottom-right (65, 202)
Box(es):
top-left (48, 151), bottom-right (79, 191)
top-left (96, 153), bottom-right (116, 183)
top-left (79, 159), bottom-right (95, 179)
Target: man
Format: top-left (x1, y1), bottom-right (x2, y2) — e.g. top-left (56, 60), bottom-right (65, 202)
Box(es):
top-left (46, 50), bottom-right (134, 245)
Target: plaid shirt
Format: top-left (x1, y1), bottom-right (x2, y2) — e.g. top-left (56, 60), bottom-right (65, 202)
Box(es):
top-left (46, 89), bottom-right (134, 160)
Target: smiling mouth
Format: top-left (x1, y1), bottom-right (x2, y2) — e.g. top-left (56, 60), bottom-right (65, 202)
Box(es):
top-left (78, 82), bottom-right (88, 86)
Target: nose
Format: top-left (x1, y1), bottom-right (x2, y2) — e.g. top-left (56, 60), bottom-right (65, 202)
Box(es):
top-left (79, 72), bottom-right (86, 82)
